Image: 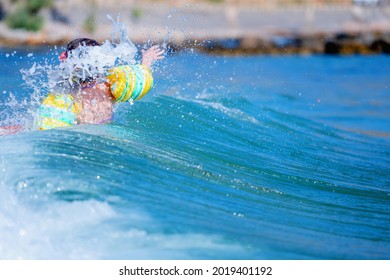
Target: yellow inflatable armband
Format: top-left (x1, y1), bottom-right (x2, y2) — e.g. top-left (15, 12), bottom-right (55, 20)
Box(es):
top-left (38, 93), bottom-right (81, 130)
top-left (106, 64), bottom-right (153, 102)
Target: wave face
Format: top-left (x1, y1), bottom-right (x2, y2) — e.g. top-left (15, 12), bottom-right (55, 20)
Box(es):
top-left (0, 49), bottom-right (389, 259)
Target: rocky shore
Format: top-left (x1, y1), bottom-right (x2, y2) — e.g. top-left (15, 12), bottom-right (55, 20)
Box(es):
top-left (1, 1), bottom-right (390, 55)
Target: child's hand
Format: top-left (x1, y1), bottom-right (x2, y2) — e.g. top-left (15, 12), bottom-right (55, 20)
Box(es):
top-left (141, 45), bottom-right (165, 68)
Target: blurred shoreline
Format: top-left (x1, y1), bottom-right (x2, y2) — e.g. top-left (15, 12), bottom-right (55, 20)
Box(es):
top-left (0, 1), bottom-right (390, 54)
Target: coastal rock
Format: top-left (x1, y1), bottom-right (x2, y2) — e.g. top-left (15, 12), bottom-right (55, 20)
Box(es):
top-left (371, 39), bottom-right (390, 53)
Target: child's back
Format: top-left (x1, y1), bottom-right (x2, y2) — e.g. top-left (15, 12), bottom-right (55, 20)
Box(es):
top-left (77, 82), bottom-right (114, 124)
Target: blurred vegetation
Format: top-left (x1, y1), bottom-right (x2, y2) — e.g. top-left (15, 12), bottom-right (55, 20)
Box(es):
top-left (208, 0), bottom-right (225, 3)
top-left (131, 7), bottom-right (143, 21)
top-left (84, 14), bottom-right (96, 34)
top-left (6, 0), bottom-right (52, 31)
top-left (84, 0), bottom-right (97, 34)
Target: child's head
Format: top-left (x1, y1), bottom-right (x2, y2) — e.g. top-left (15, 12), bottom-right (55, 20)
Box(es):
top-left (59, 38), bottom-right (103, 84)
top-left (60, 38), bottom-right (101, 61)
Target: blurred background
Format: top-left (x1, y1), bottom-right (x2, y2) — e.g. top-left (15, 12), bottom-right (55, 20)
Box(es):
top-left (0, 0), bottom-right (389, 54)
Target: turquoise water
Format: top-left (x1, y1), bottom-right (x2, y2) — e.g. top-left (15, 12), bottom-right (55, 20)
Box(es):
top-left (0, 48), bottom-right (389, 259)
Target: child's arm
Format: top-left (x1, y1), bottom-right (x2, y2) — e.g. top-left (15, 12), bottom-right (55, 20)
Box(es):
top-left (106, 46), bottom-right (165, 103)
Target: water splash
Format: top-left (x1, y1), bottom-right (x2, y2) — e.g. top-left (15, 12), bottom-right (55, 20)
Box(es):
top-left (0, 92), bottom-right (32, 131)
top-left (22, 17), bottom-right (138, 96)
top-left (0, 17), bottom-right (141, 132)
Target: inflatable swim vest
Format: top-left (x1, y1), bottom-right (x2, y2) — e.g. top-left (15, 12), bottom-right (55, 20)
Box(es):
top-left (106, 65), bottom-right (153, 102)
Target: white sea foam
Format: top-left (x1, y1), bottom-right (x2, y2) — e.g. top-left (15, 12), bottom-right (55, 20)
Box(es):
top-left (173, 92), bottom-right (259, 125)
top-left (0, 180), bottom-right (244, 259)
top-left (196, 99), bottom-right (260, 125)
top-left (0, 187), bottom-right (116, 259)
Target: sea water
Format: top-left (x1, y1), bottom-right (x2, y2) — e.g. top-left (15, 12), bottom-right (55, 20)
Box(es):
top-left (0, 46), bottom-right (389, 259)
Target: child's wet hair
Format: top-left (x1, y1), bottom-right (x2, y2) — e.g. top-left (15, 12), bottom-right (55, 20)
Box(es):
top-left (63, 38), bottom-right (102, 84)
top-left (65, 38), bottom-right (101, 54)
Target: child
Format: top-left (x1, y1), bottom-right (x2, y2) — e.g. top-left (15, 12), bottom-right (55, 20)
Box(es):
top-left (38, 38), bottom-right (165, 130)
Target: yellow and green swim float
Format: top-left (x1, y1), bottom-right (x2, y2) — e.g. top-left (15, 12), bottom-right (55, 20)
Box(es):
top-left (106, 64), bottom-right (153, 102)
top-left (38, 93), bottom-right (81, 130)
